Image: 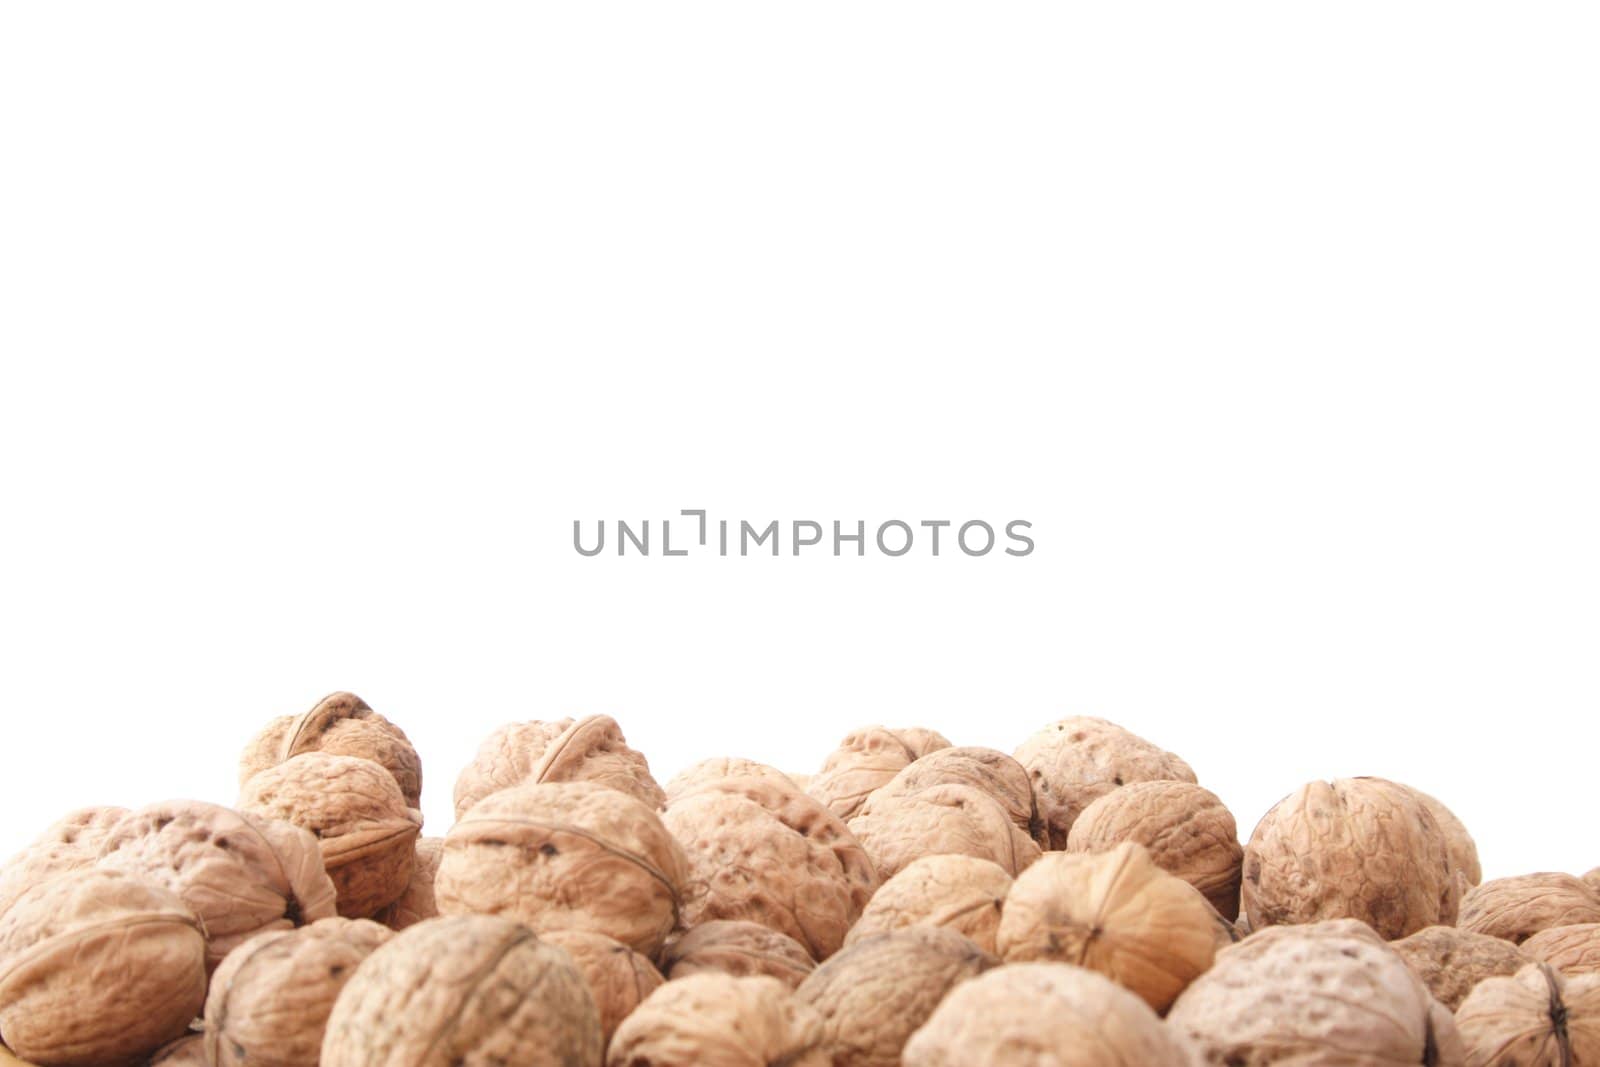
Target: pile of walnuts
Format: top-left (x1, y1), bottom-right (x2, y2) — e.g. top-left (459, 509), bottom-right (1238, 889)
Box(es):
top-left (0, 698), bottom-right (1595, 1066)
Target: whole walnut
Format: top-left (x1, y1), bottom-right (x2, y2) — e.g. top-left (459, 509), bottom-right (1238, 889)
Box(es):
top-left (1013, 717), bottom-right (1197, 849)
top-left (806, 726), bottom-right (952, 822)
top-left (0, 868), bottom-right (208, 1067)
top-left (240, 692), bottom-right (422, 809)
top-left (436, 780), bottom-right (688, 958)
top-left (372, 836), bottom-right (441, 931)
top-left (1403, 786), bottom-right (1482, 888)
top-left (1243, 776), bottom-right (1461, 940)
top-left (1587, 868), bottom-right (1600, 894)
top-left (1067, 779), bottom-right (1244, 921)
top-left (997, 842), bottom-right (1230, 1012)
top-left (848, 784), bottom-right (1041, 880)
top-left (1459, 874), bottom-right (1600, 945)
top-left (1456, 963), bottom-right (1600, 1066)
top-left (845, 854), bottom-right (1012, 955)
top-left (1392, 925), bottom-right (1531, 1011)
top-left (96, 800), bottom-right (339, 970)
top-left (542, 930), bottom-right (664, 1046)
top-left (453, 716), bottom-right (664, 820)
top-left (902, 961), bottom-right (1192, 1066)
top-left (204, 917), bottom-right (393, 1067)
top-left (321, 915), bottom-right (603, 1066)
top-left (795, 928), bottom-right (995, 1067)
top-left (238, 752), bottom-right (423, 919)
top-left (1168, 919), bottom-right (1464, 1067)
top-left (1522, 923), bottom-right (1600, 976)
top-left (606, 973), bottom-right (828, 1067)
top-left (664, 758), bottom-right (799, 802)
top-left (0, 806), bottom-right (129, 918)
top-left (660, 920), bottom-right (816, 990)
top-left (148, 1035), bottom-right (207, 1066)
top-left (867, 747), bottom-right (1046, 846)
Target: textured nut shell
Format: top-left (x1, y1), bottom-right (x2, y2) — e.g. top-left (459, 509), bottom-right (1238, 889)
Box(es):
top-left (1068, 780), bottom-right (1244, 921)
top-left (846, 854), bottom-right (1012, 955)
top-left (665, 790), bottom-right (867, 960)
top-left (453, 716), bottom-right (664, 820)
top-left (96, 800), bottom-right (339, 970)
top-left (806, 726), bottom-right (952, 822)
top-left (373, 836), bottom-right (442, 931)
top-left (1522, 923), bottom-right (1600, 976)
top-left (1403, 787), bottom-right (1482, 888)
top-left (869, 747), bottom-right (1046, 846)
top-left (1168, 919), bottom-right (1464, 1067)
top-left (436, 780), bottom-right (687, 958)
top-left (205, 917), bottom-right (393, 1067)
top-left (1392, 926), bottom-right (1530, 1011)
top-left (1243, 777), bottom-right (1461, 940)
top-left (1456, 963), bottom-right (1600, 1066)
top-left (660, 920), bottom-right (816, 989)
top-left (1013, 717), bottom-right (1196, 849)
top-left (321, 914), bottom-right (602, 1066)
top-left (0, 868), bottom-right (208, 1067)
top-left (902, 961), bottom-right (1191, 1066)
top-left (238, 752), bottom-right (423, 919)
top-left (1459, 874), bottom-right (1600, 945)
top-left (796, 927), bottom-right (995, 1067)
top-left (239, 692), bottom-right (422, 809)
top-left (0, 806), bottom-right (129, 918)
top-left (1586, 868), bottom-right (1600, 894)
top-left (542, 930), bottom-right (663, 1045)
top-left (148, 1035), bottom-right (207, 1066)
top-left (997, 842), bottom-right (1230, 1012)
top-left (664, 758), bottom-right (798, 802)
top-left (606, 973), bottom-right (828, 1067)
top-left (849, 784), bottom-right (1041, 880)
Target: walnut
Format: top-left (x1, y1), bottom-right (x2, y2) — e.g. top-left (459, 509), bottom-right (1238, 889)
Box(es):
top-left (1243, 776), bottom-right (1461, 940)
top-left (542, 930), bottom-right (663, 1046)
top-left (606, 973), bottom-right (827, 1067)
top-left (0, 868), bottom-right (208, 1066)
top-left (866, 747), bottom-right (1045, 846)
top-left (240, 692), bottom-right (421, 809)
top-left (321, 914), bottom-right (603, 1066)
top-left (1067, 779), bottom-right (1244, 921)
top-left (848, 784), bottom-right (1040, 880)
top-left (1587, 868), bottom-right (1600, 894)
top-left (996, 841), bottom-right (1230, 1012)
top-left (1456, 963), bottom-right (1600, 1066)
top-left (453, 716), bottom-right (663, 820)
top-left (96, 800), bottom-right (339, 970)
top-left (660, 920), bottom-right (816, 990)
top-left (1403, 785), bottom-right (1482, 888)
top-left (1522, 923), bottom-right (1600, 977)
top-left (0, 806), bottom-right (128, 918)
top-left (902, 961), bottom-right (1192, 1066)
top-left (436, 780), bottom-right (688, 958)
top-left (795, 927), bottom-right (995, 1067)
top-left (844, 854), bottom-right (1012, 955)
top-left (148, 1035), bottom-right (207, 1066)
top-left (238, 753), bottom-right (423, 919)
top-left (1013, 717), bottom-right (1196, 848)
top-left (806, 726), bottom-right (952, 822)
top-left (664, 758), bottom-right (798, 802)
top-left (204, 917), bottom-right (393, 1066)
top-left (1460, 874), bottom-right (1600, 945)
top-left (372, 836), bottom-right (441, 931)
top-left (1392, 925), bottom-right (1531, 1011)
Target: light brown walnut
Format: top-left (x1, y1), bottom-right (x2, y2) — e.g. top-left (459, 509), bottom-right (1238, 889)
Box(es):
top-left (806, 726), bottom-right (952, 822)
top-left (541, 930), bottom-right (664, 1047)
top-left (1521, 923), bottom-right (1600, 977)
top-left (372, 836), bottom-right (441, 932)
top-left (1456, 963), bottom-right (1600, 1066)
top-left (866, 747), bottom-right (1046, 847)
top-left (1402, 786), bottom-right (1482, 888)
top-left (849, 784), bottom-right (1040, 881)
top-left (0, 806), bottom-right (129, 918)
top-left (1459, 874), bottom-right (1600, 945)
top-left (660, 920), bottom-right (816, 990)
top-left (1586, 868), bottom-right (1600, 894)
top-left (606, 973), bottom-right (828, 1067)
top-left (148, 1036), bottom-right (207, 1066)
top-left (240, 692), bottom-right (422, 809)
top-left (664, 758), bottom-right (798, 803)
top-left (845, 854), bottom-right (1012, 956)
top-left (1392, 925), bottom-right (1530, 1011)
top-left (453, 716), bottom-right (664, 820)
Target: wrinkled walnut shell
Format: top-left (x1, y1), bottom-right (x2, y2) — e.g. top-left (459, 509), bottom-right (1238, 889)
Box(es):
top-left (664, 758), bottom-right (798, 803)
top-left (96, 799), bottom-right (339, 970)
top-left (1459, 874), bottom-right (1600, 945)
top-left (848, 784), bottom-right (1040, 881)
top-left (542, 930), bottom-right (663, 1046)
top-left (868, 746), bottom-right (1045, 846)
top-left (660, 920), bottom-right (816, 990)
top-left (806, 726), bottom-right (952, 822)
top-left (240, 692), bottom-right (422, 809)
top-left (205, 917), bottom-right (393, 1067)
top-left (1168, 919), bottom-right (1464, 1067)
top-left (238, 752), bottom-right (423, 919)
top-left (453, 716), bottom-right (664, 820)
top-left (1067, 779), bottom-right (1244, 921)
top-left (1522, 923), bottom-right (1600, 977)
top-left (321, 914), bottom-right (603, 1066)
top-left (902, 961), bottom-right (1191, 1066)
top-left (1456, 963), bottom-right (1600, 1066)
top-left (796, 927), bottom-right (995, 1067)
top-left (845, 854), bottom-right (1012, 956)
top-left (372, 836), bottom-right (441, 932)
top-left (1392, 925), bottom-right (1531, 1011)
top-left (1587, 868), bottom-right (1600, 895)
top-left (0, 806), bottom-right (129, 919)
top-left (0, 868), bottom-right (208, 1067)
top-left (1243, 776), bottom-right (1461, 940)
top-left (1403, 786), bottom-right (1482, 888)
top-left (606, 973), bottom-right (827, 1067)
top-left (436, 780), bottom-right (688, 958)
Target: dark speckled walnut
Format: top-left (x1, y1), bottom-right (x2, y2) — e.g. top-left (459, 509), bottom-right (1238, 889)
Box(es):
top-left (453, 715), bottom-right (664, 820)
top-left (660, 921), bottom-right (816, 989)
top-left (1391, 925), bottom-right (1530, 1011)
top-left (805, 727), bottom-right (952, 822)
top-left (1456, 963), bottom-right (1600, 1065)
top-left (240, 692), bottom-right (422, 809)
top-left (606, 973), bottom-right (828, 1067)
top-left (1460, 873), bottom-right (1600, 945)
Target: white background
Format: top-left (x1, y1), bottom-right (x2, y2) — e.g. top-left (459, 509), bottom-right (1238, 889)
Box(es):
top-left (1, 4), bottom-right (1596, 881)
